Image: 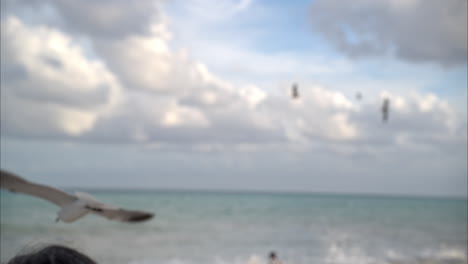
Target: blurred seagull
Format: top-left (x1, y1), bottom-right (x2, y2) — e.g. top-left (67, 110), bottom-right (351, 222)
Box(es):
top-left (291, 83), bottom-right (299, 99)
top-left (0, 170), bottom-right (154, 223)
top-left (382, 98), bottom-right (390, 123)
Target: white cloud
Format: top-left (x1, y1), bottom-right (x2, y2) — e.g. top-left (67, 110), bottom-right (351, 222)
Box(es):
top-left (0, 1), bottom-right (464, 156)
top-left (94, 33), bottom-right (175, 93)
top-left (310, 0), bottom-right (467, 66)
top-left (180, 0), bottom-right (253, 21)
top-left (1, 17), bottom-right (121, 138)
top-left (171, 40), bottom-right (353, 85)
top-left (238, 84), bottom-right (267, 107)
top-left (265, 85), bottom-right (359, 143)
top-left (54, 0), bottom-right (161, 38)
top-left (160, 104), bottom-right (210, 128)
top-left (348, 91), bottom-right (463, 153)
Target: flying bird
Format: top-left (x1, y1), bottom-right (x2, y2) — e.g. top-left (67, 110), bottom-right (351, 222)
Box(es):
top-left (381, 98), bottom-right (390, 123)
top-left (0, 170), bottom-right (154, 223)
top-left (291, 83), bottom-right (299, 99)
top-left (355, 92), bottom-right (362, 101)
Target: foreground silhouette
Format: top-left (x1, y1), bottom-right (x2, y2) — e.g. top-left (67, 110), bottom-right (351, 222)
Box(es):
top-left (7, 245), bottom-right (96, 264)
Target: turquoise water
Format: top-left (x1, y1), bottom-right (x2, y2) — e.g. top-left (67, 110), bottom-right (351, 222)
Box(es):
top-left (1, 190), bottom-right (467, 264)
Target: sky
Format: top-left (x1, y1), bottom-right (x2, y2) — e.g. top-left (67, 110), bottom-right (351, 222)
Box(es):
top-left (0, 0), bottom-right (467, 197)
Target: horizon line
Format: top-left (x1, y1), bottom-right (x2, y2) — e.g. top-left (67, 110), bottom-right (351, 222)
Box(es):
top-left (51, 186), bottom-right (468, 200)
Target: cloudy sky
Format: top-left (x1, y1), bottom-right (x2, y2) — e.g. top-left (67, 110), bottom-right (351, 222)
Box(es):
top-left (1, 0), bottom-right (466, 197)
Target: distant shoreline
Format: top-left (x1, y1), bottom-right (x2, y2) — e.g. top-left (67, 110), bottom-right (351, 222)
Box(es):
top-left (9, 187), bottom-right (464, 201)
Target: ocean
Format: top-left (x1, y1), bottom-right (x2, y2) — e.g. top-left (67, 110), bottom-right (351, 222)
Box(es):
top-left (1, 190), bottom-right (466, 264)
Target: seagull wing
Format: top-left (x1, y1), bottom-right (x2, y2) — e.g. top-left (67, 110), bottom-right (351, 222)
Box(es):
top-left (89, 207), bottom-right (154, 223)
top-left (75, 191), bottom-right (154, 223)
top-left (0, 170), bottom-right (76, 207)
